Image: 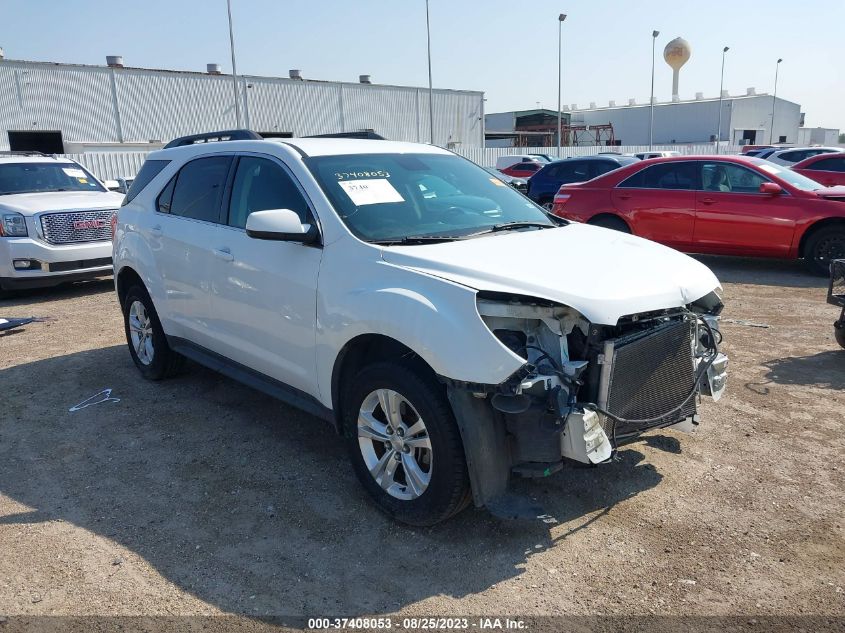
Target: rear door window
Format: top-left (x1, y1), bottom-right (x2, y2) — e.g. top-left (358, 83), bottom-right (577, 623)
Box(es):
top-left (167, 156), bottom-right (232, 223)
top-left (619, 162), bottom-right (699, 190)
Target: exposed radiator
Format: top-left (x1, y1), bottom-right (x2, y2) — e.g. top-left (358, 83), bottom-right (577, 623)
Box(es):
top-left (598, 317), bottom-right (697, 437)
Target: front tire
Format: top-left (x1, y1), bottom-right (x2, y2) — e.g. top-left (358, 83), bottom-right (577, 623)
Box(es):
top-left (122, 284), bottom-right (185, 380)
top-left (342, 362), bottom-right (471, 526)
top-left (804, 226), bottom-right (845, 276)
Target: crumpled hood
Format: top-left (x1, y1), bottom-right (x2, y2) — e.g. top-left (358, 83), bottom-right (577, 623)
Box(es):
top-left (381, 223), bottom-right (721, 325)
top-left (0, 191), bottom-right (124, 215)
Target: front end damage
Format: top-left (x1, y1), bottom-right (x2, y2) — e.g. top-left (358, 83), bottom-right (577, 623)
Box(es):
top-left (444, 291), bottom-right (728, 514)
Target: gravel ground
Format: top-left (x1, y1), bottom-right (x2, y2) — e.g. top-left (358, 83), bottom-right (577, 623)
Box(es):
top-left (0, 256), bottom-right (843, 628)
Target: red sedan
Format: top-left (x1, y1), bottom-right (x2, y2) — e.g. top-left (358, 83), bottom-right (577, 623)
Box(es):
top-left (791, 153), bottom-right (845, 188)
top-left (550, 155), bottom-right (845, 274)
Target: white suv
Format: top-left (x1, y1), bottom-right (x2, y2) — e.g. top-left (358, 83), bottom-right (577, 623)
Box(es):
top-left (113, 132), bottom-right (728, 525)
top-left (0, 153), bottom-right (124, 294)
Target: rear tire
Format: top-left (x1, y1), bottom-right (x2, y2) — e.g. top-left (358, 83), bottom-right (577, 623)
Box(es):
top-left (122, 284), bottom-right (185, 380)
top-left (588, 215), bottom-right (631, 233)
top-left (836, 321), bottom-right (845, 349)
top-left (342, 361), bottom-right (471, 526)
top-left (804, 225), bottom-right (845, 276)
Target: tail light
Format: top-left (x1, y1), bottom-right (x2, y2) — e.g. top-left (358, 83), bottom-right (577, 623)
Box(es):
top-left (110, 212), bottom-right (118, 241)
top-left (550, 187), bottom-right (572, 217)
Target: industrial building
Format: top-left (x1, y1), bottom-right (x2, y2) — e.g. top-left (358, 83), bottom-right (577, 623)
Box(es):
top-left (484, 109), bottom-right (571, 148)
top-left (0, 57), bottom-right (485, 152)
top-left (487, 90), bottom-right (804, 148)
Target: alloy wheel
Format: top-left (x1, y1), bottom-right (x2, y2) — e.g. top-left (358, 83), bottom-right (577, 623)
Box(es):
top-left (357, 388), bottom-right (433, 500)
top-left (128, 300), bottom-right (155, 366)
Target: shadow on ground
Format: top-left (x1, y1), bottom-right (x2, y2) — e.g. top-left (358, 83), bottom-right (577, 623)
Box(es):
top-left (0, 345), bottom-right (663, 616)
top-left (0, 277), bottom-right (114, 309)
top-left (692, 255), bottom-right (826, 289)
top-left (762, 350), bottom-right (845, 390)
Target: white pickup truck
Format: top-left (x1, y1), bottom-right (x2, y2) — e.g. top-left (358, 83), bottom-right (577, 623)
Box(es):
top-left (0, 152), bottom-right (123, 295)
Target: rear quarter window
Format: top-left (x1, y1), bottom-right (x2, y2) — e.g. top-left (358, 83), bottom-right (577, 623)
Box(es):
top-left (123, 159), bottom-right (171, 205)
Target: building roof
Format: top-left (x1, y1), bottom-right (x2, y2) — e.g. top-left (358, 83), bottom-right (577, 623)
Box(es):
top-left (0, 58), bottom-right (483, 96)
top-left (570, 92), bottom-right (800, 112)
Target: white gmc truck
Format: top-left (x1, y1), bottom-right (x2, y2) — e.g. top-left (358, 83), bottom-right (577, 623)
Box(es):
top-left (0, 152), bottom-right (123, 295)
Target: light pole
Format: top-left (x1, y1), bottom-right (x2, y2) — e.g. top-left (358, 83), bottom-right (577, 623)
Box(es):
top-left (226, 0), bottom-right (241, 128)
top-left (770, 58), bottom-right (782, 144)
top-left (715, 46), bottom-right (729, 153)
top-left (557, 13), bottom-right (567, 157)
top-left (649, 30), bottom-right (659, 150)
top-left (425, 0), bottom-right (434, 144)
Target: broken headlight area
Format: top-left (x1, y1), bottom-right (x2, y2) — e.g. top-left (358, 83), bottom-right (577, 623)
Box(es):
top-left (468, 293), bottom-right (726, 474)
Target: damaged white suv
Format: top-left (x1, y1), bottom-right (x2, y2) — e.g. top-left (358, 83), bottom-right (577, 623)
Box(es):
top-left (113, 132), bottom-right (728, 525)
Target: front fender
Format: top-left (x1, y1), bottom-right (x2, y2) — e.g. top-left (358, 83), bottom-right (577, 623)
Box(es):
top-left (315, 253), bottom-right (524, 409)
top-left (113, 208), bottom-right (166, 320)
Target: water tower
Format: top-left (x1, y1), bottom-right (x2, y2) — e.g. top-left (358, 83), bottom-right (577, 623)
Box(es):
top-left (663, 37), bottom-right (691, 101)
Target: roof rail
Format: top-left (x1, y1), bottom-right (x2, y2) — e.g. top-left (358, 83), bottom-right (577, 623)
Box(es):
top-left (305, 131), bottom-right (386, 140)
top-left (163, 129), bottom-right (263, 149)
top-left (0, 150), bottom-right (47, 156)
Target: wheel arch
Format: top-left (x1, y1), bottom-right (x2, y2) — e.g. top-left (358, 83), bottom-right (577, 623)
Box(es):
top-left (797, 217), bottom-right (845, 257)
top-left (116, 265), bottom-right (146, 307)
top-left (330, 334), bottom-right (440, 434)
top-left (587, 212), bottom-right (631, 230)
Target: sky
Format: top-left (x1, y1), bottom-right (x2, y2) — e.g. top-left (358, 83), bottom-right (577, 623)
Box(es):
top-left (4, 0), bottom-right (844, 129)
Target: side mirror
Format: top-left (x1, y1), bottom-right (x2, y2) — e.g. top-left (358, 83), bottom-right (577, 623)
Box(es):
top-left (103, 179), bottom-right (121, 192)
top-left (245, 209), bottom-right (318, 244)
top-left (759, 182), bottom-right (783, 195)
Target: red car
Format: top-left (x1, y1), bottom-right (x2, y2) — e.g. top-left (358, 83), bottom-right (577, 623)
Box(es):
top-left (499, 161), bottom-right (542, 178)
top-left (791, 153), bottom-right (845, 188)
top-left (550, 155), bottom-right (845, 274)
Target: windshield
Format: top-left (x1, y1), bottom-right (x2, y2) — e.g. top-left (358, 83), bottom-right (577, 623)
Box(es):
top-left (0, 162), bottom-right (106, 195)
top-left (307, 153), bottom-right (554, 242)
top-left (750, 158), bottom-right (824, 191)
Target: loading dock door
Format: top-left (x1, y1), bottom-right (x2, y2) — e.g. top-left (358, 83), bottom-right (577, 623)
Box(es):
top-left (7, 131), bottom-right (64, 154)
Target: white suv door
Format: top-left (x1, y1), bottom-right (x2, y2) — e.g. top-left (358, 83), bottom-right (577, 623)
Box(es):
top-left (208, 154), bottom-right (322, 395)
top-left (151, 155), bottom-right (233, 349)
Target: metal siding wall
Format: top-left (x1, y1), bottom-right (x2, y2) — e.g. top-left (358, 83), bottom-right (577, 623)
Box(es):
top-left (0, 61), bottom-right (484, 149)
top-left (246, 78), bottom-right (341, 136)
top-left (342, 83), bottom-right (420, 141)
top-left (0, 62), bottom-right (118, 149)
top-left (575, 101), bottom-right (722, 145)
top-left (116, 69), bottom-right (236, 142)
top-left (65, 152), bottom-right (149, 180)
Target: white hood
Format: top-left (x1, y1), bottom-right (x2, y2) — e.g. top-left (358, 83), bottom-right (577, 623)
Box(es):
top-left (381, 223), bottom-right (721, 325)
top-left (0, 191), bottom-right (124, 215)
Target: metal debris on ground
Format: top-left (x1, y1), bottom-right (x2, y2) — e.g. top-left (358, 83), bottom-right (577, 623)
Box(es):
top-left (68, 388), bottom-right (121, 412)
top-left (0, 317), bottom-right (35, 332)
top-left (722, 318), bottom-right (770, 328)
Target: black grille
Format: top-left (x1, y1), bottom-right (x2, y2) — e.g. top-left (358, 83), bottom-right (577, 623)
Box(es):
top-left (39, 210), bottom-right (115, 245)
top-left (604, 318), bottom-right (696, 436)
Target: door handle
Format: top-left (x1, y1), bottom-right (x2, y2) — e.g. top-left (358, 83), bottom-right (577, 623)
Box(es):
top-left (700, 198), bottom-right (716, 205)
top-left (150, 225), bottom-right (163, 237)
top-left (214, 248), bottom-right (234, 263)
top-left (618, 194), bottom-right (632, 200)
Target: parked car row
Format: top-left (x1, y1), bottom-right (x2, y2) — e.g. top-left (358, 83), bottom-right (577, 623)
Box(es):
top-left (549, 154), bottom-right (845, 275)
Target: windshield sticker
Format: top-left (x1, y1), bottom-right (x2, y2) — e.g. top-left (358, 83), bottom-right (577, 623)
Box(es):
top-left (489, 177), bottom-right (506, 187)
top-left (338, 179), bottom-right (404, 205)
top-left (758, 164), bottom-right (781, 174)
top-left (335, 170), bottom-right (391, 181)
top-left (62, 167), bottom-right (87, 178)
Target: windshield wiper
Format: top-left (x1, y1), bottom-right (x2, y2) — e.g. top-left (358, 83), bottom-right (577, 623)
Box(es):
top-left (369, 234), bottom-right (466, 245)
top-left (461, 221), bottom-right (556, 238)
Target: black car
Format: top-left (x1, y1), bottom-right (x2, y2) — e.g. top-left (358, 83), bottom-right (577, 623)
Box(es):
top-left (527, 154), bottom-right (639, 208)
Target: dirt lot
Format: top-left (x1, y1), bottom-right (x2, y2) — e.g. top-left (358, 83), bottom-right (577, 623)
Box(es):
top-left (1, 256), bottom-right (844, 627)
